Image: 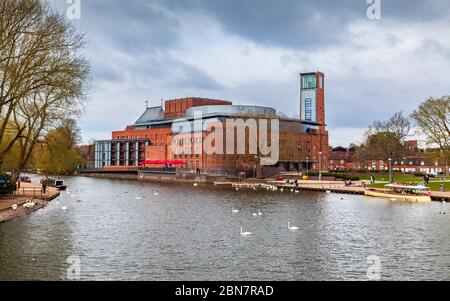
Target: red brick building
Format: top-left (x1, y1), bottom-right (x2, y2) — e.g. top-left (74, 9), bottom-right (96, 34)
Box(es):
top-left (94, 72), bottom-right (330, 175)
top-left (328, 141), bottom-right (450, 175)
top-left (329, 146), bottom-right (356, 171)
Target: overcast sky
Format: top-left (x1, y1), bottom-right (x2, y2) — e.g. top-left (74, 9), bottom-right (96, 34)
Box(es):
top-left (48, 0), bottom-right (450, 147)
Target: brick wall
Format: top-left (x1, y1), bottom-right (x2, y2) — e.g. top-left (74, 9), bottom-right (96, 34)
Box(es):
top-left (164, 97), bottom-right (232, 119)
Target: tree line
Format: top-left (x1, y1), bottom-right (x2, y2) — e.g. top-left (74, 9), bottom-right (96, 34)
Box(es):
top-left (0, 0), bottom-right (89, 184)
top-left (355, 96), bottom-right (450, 166)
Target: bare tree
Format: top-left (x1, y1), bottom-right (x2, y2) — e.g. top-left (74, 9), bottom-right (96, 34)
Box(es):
top-left (358, 112), bottom-right (412, 163)
top-left (0, 0), bottom-right (89, 177)
top-left (368, 112), bottom-right (411, 141)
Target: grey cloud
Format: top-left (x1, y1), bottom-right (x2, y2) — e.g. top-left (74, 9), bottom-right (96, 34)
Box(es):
top-left (155, 0), bottom-right (450, 49)
top-left (45, 0), bottom-right (450, 146)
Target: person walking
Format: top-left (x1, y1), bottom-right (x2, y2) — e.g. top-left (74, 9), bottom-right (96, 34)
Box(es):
top-left (42, 182), bottom-right (47, 194)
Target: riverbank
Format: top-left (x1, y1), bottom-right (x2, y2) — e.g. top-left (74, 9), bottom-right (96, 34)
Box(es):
top-left (0, 183), bottom-right (60, 223)
top-left (82, 172), bottom-right (450, 202)
top-left (81, 171), bottom-right (238, 184)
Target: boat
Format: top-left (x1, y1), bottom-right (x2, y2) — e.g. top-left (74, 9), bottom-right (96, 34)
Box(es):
top-left (19, 176), bottom-right (32, 183)
top-left (40, 178), bottom-right (67, 191)
top-left (365, 183), bottom-right (432, 203)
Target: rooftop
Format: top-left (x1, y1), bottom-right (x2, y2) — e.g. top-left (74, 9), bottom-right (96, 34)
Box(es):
top-left (134, 106), bottom-right (165, 125)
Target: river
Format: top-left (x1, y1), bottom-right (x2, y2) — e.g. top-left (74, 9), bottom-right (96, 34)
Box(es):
top-left (0, 175), bottom-right (449, 281)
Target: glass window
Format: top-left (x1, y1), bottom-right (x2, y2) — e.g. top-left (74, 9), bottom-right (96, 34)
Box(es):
top-left (305, 98), bottom-right (312, 121)
top-left (302, 75), bottom-right (316, 89)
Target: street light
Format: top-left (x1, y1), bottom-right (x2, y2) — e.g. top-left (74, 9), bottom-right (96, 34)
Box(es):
top-left (298, 144), bottom-right (302, 176)
top-left (319, 151), bottom-right (323, 181)
top-left (253, 155), bottom-right (260, 179)
top-left (388, 158), bottom-right (393, 183)
top-left (306, 155), bottom-right (310, 179)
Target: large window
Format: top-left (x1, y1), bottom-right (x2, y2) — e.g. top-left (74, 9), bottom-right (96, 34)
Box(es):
top-left (305, 98), bottom-right (312, 121)
top-left (302, 75), bottom-right (316, 89)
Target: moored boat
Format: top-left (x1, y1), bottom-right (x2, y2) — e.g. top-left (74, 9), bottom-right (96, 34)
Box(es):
top-left (40, 178), bottom-right (67, 191)
top-left (365, 183), bottom-right (432, 203)
top-left (19, 176), bottom-right (32, 183)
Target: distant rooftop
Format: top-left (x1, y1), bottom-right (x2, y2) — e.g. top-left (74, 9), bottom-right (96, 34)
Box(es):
top-left (134, 106), bottom-right (165, 125)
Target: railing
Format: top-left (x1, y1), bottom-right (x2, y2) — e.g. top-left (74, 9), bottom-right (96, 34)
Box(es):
top-left (14, 187), bottom-right (49, 198)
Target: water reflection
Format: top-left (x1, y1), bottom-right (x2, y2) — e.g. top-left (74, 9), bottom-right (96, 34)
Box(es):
top-left (0, 175), bottom-right (449, 281)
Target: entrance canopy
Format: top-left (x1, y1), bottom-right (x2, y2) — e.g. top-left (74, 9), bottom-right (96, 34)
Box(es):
top-left (139, 160), bottom-right (186, 165)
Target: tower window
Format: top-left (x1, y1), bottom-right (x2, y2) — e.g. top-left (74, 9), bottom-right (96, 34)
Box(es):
top-left (302, 75), bottom-right (316, 89)
top-left (305, 98), bottom-right (312, 121)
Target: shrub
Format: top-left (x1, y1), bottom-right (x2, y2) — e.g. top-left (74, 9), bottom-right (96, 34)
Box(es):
top-left (0, 172), bottom-right (14, 195)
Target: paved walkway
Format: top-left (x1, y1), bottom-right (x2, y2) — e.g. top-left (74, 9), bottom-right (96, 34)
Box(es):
top-left (0, 182), bottom-right (60, 223)
top-left (219, 179), bottom-right (450, 201)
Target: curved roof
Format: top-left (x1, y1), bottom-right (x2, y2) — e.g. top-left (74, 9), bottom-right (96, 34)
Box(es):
top-left (186, 105), bottom-right (277, 118)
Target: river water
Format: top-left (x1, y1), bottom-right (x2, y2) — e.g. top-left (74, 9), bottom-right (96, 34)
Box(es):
top-left (0, 175), bottom-right (449, 281)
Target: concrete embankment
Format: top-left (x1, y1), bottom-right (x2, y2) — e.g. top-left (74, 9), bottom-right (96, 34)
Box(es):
top-left (80, 171), bottom-right (233, 185)
top-left (215, 180), bottom-right (450, 201)
top-left (0, 183), bottom-right (60, 223)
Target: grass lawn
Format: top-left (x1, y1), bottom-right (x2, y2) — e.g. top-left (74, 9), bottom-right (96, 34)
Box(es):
top-left (360, 174), bottom-right (450, 183)
top-left (365, 174), bottom-right (450, 192)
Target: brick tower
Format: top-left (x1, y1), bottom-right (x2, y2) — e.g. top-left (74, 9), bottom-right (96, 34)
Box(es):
top-left (300, 71), bottom-right (325, 125)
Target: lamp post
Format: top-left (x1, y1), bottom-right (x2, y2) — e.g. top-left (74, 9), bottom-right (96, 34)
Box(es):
top-left (319, 151), bottom-right (323, 181)
top-left (306, 155), bottom-right (310, 179)
top-left (298, 144), bottom-right (302, 176)
top-left (253, 155), bottom-right (260, 179)
top-left (388, 158), bottom-right (393, 183)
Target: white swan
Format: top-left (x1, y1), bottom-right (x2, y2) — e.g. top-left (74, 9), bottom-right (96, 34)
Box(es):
top-left (236, 187), bottom-right (240, 191)
top-left (232, 207), bottom-right (240, 214)
top-left (23, 200), bottom-right (35, 209)
top-left (61, 206), bottom-right (68, 211)
top-left (193, 183), bottom-right (198, 187)
top-left (11, 204), bottom-right (18, 211)
top-left (240, 227), bottom-right (252, 236)
top-left (252, 209), bottom-right (263, 217)
top-left (288, 222), bottom-right (299, 231)
top-left (135, 195), bottom-right (142, 200)
top-left (154, 192), bottom-right (159, 196)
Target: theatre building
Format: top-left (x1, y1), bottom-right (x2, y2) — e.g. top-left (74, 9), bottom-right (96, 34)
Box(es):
top-left (94, 72), bottom-right (329, 175)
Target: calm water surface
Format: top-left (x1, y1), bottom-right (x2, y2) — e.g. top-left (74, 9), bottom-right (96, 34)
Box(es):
top-left (0, 175), bottom-right (449, 281)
